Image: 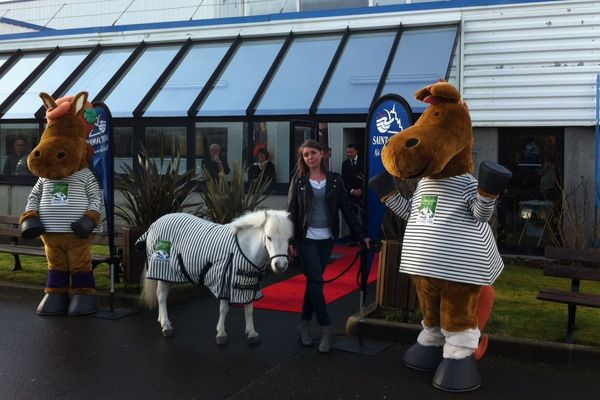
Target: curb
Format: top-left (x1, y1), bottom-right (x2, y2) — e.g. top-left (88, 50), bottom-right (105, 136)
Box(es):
top-left (346, 304), bottom-right (600, 370)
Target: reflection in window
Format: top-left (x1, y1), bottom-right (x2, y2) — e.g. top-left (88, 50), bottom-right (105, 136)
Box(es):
top-left (0, 123), bottom-right (38, 176)
top-left (4, 50), bottom-right (90, 119)
top-left (144, 127), bottom-right (188, 174)
top-left (145, 42), bottom-right (231, 117)
top-left (0, 53), bottom-right (47, 105)
top-left (249, 121), bottom-right (290, 184)
top-left (195, 122), bottom-right (244, 181)
top-left (318, 31), bottom-right (396, 114)
top-left (104, 45), bottom-right (180, 117)
top-left (66, 47), bottom-right (135, 100)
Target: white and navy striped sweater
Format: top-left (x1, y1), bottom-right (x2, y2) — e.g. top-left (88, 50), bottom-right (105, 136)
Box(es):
top-left (138, 213), bottom-right (264, 304)
top-left (25, 168), bottom-right (103, 233)
top-left (385, 174), bottom-right (503, 285)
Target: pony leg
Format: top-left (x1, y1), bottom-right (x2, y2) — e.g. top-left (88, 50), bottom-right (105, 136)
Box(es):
top-left (216, 300), bottom-right (229, 345)
top-left (244, 302), bottom-right (261, 345)
top-left (156, 281), bottom-right (174, 337)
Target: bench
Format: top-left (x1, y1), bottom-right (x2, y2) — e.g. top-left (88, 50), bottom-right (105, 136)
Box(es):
top-left (537, 246), bottom-right (600, 343)
top-left (0, 214), bottom-right (126, 273)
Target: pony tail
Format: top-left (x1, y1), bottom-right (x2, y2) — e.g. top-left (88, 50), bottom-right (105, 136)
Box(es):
top-left (139, 269), bottom-right (158, 309)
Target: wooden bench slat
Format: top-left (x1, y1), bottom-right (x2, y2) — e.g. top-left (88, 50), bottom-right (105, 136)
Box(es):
top-left (543, 264), bottom-right (600, 281)
top-left (537, 288), bottom-right (600, 308)
top-left (544, 246), bottom-right (600, 264)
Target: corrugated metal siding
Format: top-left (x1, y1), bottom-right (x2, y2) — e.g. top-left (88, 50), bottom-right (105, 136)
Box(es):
top-left (461, 0), bottom-right (600, 127)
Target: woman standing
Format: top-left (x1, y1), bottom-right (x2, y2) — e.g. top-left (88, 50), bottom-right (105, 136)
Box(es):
top-left (287, 139), bottom-right (370, 353)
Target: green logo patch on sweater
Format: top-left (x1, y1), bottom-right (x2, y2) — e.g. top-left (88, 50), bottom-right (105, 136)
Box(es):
top-left (51, 183), bottom-right (69, 205)
top-left (416, 195), bottom-right (438, 225)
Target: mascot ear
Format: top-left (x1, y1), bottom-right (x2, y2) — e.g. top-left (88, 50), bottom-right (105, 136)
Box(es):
top-left (39, 92), bottom-right (57, 110)
top-left (71, 92), bottom-right (89, 117)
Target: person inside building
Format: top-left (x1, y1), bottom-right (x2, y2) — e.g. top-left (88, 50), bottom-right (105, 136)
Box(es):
top-left (341, 143), bottom-right (364, 216)
top-left (2, 138), bottom-right (31, 175)
top-left (204, 143), bottom-right (230, 180)
top-left (287, 139), bottom-right (370, 354)
top-left (247, 147), bottom-right (276, 190)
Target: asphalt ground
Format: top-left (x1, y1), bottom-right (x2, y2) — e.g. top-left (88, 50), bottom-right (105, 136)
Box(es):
top-left (1, 268), bottom-right (599, 400)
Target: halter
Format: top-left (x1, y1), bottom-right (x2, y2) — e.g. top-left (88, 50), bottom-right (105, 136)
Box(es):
top-left (234, 232), bottom-right (290, 272)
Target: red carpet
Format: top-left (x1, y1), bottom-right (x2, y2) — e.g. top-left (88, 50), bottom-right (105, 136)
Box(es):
top-left (254, 245), bottom-right (379, 313)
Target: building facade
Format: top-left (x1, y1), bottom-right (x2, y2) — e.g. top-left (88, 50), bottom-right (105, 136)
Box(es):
top-left (1, 0), bottom-right (599, 254)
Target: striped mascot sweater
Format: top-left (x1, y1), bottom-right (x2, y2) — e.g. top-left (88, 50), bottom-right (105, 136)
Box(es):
top-left (385, 174), bottom-right (503, 286)
top-left (138, 213), bottom-right (264, 304)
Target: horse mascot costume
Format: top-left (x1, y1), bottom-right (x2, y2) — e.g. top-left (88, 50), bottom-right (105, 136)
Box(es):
top-left (20, 91), bottom-right (102, 316)
top-left (369, 81), bottom-right (511, 392)
top-left (137, 210), bottom-right (293, 345)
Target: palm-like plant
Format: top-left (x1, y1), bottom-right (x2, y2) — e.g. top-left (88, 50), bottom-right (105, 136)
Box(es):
top-left (115, 147), bottom-right (201, 233)
top-left (197, 162), bottom-right (271, 224)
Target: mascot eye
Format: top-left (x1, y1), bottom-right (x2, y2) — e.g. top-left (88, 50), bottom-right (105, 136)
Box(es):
top-left (434, 112), bottom-right (440, 116)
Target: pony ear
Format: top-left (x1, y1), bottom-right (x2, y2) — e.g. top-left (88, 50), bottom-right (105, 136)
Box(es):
top-left (71, 92), bottom-right (89, 116)
top-left (39, 92), bottom-right (57, 110)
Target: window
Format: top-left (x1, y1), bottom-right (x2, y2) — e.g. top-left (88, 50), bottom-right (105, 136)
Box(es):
top-left (0, 123), bottom-right (38, 178)
top-left (143, 126), bottom-right (188, 174)
top-left (250, 121), bottom-right (290, 185)
top-left (113, 126), bottom-right (133, 174)
top-left (0, 52), bottom-right (48, 105)
top-left (195, 122), bottom-right (244, 180)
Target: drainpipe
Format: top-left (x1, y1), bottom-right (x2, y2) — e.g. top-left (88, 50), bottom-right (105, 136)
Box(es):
top-left (595, 73), bottom-right (600, 240)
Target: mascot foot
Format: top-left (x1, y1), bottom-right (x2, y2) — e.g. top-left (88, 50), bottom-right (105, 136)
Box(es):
top-left (37, 293), bottom-right (69, 315)
top-left (403, 343), bottom-right (443, 372)
top-left (68, 294), bottom-right (97, 316)
top-left (432, 356), bottom-right (481, 392)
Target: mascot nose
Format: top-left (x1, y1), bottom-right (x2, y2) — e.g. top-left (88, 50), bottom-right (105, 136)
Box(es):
top-left (57, 152), bottom-right (66, 160)
top-left (405, 138), bottom-right (419, 148)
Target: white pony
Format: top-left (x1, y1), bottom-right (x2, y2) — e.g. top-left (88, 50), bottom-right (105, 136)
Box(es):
top-left (137, 210), bottom-right (293, 344)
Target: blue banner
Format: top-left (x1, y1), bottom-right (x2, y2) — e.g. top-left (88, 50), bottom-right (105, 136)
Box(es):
top-left (364, 94), bottom-right (412, 278)
top-left (88, 102), bottom-right (114, 252)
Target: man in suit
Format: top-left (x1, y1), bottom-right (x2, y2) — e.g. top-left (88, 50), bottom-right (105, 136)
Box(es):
top-left (341, 143), bottom-right (364, 216)
top-left (205, 143), bottom-right (230, 181)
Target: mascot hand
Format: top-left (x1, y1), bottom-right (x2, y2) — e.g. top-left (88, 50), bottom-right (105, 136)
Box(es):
top-left (369, 170), bottom-right (398, 201)
top-left (20, 213), bottom-right (45, 239)
top-left (478, 161), bottom-right (512, 198)
top-left (71, 215), bottom-right (96, 239)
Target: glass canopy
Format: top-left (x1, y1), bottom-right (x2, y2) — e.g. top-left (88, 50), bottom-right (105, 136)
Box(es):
top-left (197, 38), bottom-right (285, 116)
top-left (0, 25), bottom-right (458, 120)
top-left (145, 41), bottom-right (232, 117)
top-left (382, 26), bottom-right (459, 113)
top-left (317, 30), bottom-right (397, 114)
top-left (3, 50), bottom-right (90, 119)
top-left (255, 34), bottom-right (342, 116)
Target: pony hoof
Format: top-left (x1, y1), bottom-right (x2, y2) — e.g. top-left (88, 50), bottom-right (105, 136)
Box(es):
top-left (247, 335), bottom-right (262, 345)
top-left (216, 336), bottom-right (228, 345)
top-left (162, 329), bottom-right (174, 337)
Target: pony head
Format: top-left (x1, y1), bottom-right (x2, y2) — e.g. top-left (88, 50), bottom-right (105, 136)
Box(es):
top-left (28, 91), bottom-right (96, 180)
top-left (231, 209), bottom-right (293, 274)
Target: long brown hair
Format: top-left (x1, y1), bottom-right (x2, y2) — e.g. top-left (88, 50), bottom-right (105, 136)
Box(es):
top-left (293, 139), bottom-right (328, 177)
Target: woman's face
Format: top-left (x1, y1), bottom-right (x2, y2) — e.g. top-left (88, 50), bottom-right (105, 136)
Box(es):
top-left (301, 146), bottom-right (323, 169)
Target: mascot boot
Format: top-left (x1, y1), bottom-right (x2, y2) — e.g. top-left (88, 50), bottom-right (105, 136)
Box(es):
top-left (371, 81), bottom-right (511, 392)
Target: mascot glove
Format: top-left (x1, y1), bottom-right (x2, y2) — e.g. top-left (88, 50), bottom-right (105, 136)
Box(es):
top-left (21, 216), bottom-right (45, 239)
top-left (477, 161), bottom-right (512, 196)
top-left (369, 170), bottom-right (398, 200)
top-left (71, 215), bottom-right (96, 239)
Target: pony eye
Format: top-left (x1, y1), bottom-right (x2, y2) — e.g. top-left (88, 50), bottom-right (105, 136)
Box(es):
top-left (267, 236), bottom-right (272, 241)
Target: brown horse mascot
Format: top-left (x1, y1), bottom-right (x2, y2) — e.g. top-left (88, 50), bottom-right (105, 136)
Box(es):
top-left (369, 81), bottom-right (511, 392)
top-left (20, 91), bottom-right (102, 316)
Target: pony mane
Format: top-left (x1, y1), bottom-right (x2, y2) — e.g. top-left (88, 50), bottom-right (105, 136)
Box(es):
top-left (230, 209), bottom-right (292, 237)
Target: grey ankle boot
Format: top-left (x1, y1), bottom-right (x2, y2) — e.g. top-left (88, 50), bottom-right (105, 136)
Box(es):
top-left (297, 320), bottom-right (313, 346)
top-left (319, 325), bottom-right (331, 354)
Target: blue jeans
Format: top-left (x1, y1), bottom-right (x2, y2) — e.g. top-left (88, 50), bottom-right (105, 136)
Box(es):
top-left (296, 238), bottom-right (334, 326)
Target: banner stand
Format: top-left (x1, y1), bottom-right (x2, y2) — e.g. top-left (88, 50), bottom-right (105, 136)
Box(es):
top-left (87, 102), bottom-right (139, 320)
top-left (333, 94), bottom-right (413, 355)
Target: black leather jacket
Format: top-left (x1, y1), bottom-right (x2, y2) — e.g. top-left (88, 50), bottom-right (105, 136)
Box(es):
top-left (287, 171), bottom-right (364, 243)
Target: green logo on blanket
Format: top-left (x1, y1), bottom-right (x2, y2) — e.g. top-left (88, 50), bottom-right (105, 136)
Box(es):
top-left (154, 240), bottom-right (172, 261)
top-left (417, 195), bottom-right (438, 224)
top-left (51, 183), bottom-right (69, 205)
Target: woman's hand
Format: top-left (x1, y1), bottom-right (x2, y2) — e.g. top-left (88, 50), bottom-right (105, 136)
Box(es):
top-left (288, 244), bottom-right (296, 258)
top-left (363, 237), bottom-right (372, 249)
